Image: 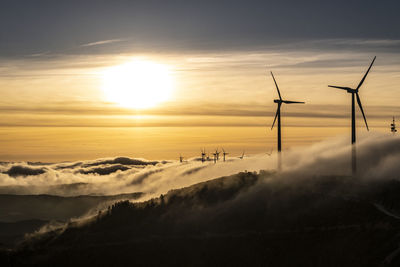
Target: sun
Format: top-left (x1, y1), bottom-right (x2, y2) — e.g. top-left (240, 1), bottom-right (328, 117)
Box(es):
top-left (101, 60), bottom-right (174, 109)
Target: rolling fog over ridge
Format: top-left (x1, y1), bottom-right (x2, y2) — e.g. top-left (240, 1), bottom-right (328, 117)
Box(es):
top-left (1, 132), bottom-right (400, 199)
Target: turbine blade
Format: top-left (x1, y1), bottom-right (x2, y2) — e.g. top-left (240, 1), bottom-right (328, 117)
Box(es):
top-left (271, 105), bottom-right (280, 130)
top-left (270, 72), bottom-right (282, 100)
top-left (328, 85), bottom-right (352, 91)
top-left (282, 100), bottom-right (305, 104)
top-left (356, 93), bottom-right (369, 131)
top-left (356, 56), bottom-right (376, 90)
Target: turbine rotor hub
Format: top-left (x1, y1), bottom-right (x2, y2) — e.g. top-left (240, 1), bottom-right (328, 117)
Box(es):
top-left (347, 88), bottom-right (357, 93)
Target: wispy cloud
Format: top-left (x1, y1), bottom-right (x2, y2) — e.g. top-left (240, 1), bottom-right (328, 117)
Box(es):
top-left (29, 51), bottom-right (51, 57)
top-left (0, 102), bottom-right (397, 120)
top-left (80, 39), bottom-right (125, 47)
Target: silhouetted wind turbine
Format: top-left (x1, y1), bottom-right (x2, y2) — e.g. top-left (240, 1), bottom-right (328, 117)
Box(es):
top-left (212, 151), bottom-right (217, 163)
top-left (328, 56), bottom-right (375, 175)
top-left (201, 148), bottom-right (206, 163)
top-left (391, 117), bottom-right (397, 134)
top-left (215, 149), bottom-right (220, 161)
top-left (270, 71), bottom-right (305, 170)
top-left (222, 148), bottom-right (229, 161)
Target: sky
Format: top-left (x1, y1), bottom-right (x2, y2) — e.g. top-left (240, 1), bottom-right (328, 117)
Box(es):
top-left (1, 0), bottom-right (400, 162)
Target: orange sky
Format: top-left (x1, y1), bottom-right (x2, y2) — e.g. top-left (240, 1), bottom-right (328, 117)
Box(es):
top-left (0, 48), bottom-right (399, 162)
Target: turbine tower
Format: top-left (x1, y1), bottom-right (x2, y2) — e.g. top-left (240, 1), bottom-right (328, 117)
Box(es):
top-left (391, 117), bottom-right (397, 134)
top-left (270, 72), bottom-right (305, 170)
top-left (222, 148), bottom-right (229, 161)
top-left (328, 56), bottom-right (375, 175)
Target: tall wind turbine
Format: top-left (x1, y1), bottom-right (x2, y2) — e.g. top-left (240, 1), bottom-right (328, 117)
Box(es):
top-left (270, 72), bottom-right (305, 170)
top-left (328, 56), bottom-right (375, 174)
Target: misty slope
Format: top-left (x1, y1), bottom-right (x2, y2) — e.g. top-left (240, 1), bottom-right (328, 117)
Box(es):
top-left (0, 192), bottom-right (143, 222)
top-left (7, 170), bottom-right (400, 267)
top-left (0, 193), bottom-right (142, 248)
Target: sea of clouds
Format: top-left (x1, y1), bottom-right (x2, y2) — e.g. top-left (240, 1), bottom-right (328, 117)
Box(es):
top-left (1, 132), bottom-right (400, 201)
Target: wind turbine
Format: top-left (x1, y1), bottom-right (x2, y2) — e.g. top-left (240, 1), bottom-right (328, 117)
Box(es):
top-left (270, 72), bottom-right (305, 170)
top-left (239, 151), bottom-right (245, 160)
top-left (328, 56), bottom-right (375, 174)
top-left (201, 148), bottom-right (206, 163)
top-left (212, 151), bottom-right (217, 163)
top-left (222, 148), bottom-right (229, 161)
top-left (215, 149), bottom-right (220, 161)
top-left (391, 117), bottom-right (397, 134)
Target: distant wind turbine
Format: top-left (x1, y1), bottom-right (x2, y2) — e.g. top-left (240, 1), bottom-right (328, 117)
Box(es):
top-left (222, 148), bottom-right (229, 161)
top-left (215, 149), bottom-right (220, 161)
top-left (212, 151), bottom-right (217, 163)
top-left (201, 148), bottom-right (206, 163)
top-left (328, 56), bottom-right (375, 174)
top-left (270, 71), bottom-right (305, 170)
top-left (391, 117), bottom-right (397, 134)
top-left (239, 151), bottom-right (245, 160)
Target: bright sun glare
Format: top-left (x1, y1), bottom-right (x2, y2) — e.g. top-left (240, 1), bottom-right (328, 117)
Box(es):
top-left (102, 60), bottom-right (173, 109)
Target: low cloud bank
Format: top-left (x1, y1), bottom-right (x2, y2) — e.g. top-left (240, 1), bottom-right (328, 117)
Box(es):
top-left (0, 133), bottom-right (399, 199)
top-left (78, 164), bottom-right (131, 175)
top-left (81, 157), bottom-right (160, 167)
top-left (3, 165), bottom-right (46, 177)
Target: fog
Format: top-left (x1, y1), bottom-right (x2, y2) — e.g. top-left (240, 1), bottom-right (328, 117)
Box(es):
top-left (1, 132), bottom-right (399, 201)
